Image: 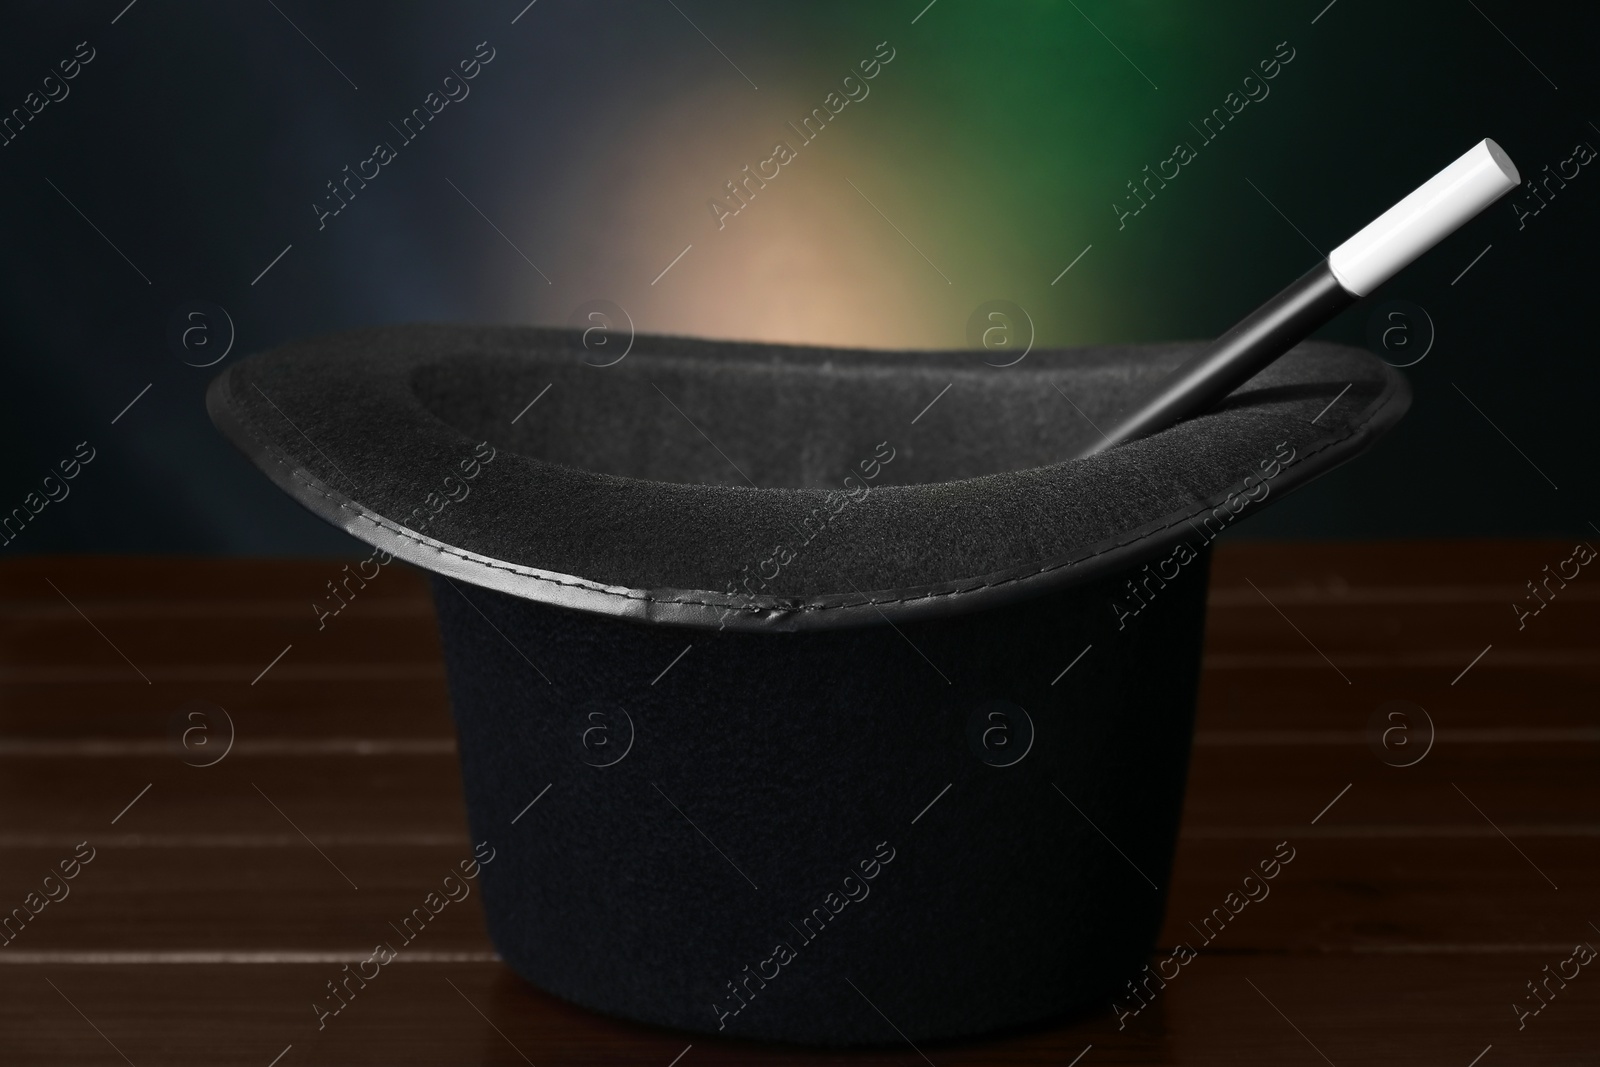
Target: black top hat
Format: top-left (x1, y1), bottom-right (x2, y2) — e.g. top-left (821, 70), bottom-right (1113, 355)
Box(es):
top-left (208, 325), bottom-right (1407, 1044)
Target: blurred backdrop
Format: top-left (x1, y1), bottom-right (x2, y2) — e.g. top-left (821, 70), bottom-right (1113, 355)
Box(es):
top-left (1, 0), bottom-right (1595, 554)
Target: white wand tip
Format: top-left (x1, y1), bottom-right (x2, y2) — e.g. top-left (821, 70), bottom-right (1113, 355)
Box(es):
top-left (1329, 138), bottom-right (1520, 297)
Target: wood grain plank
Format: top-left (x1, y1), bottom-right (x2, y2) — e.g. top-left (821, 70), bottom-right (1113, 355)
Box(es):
top-left (0, 546), bottom-right (1594, 1063)
top-left (0, 836), bottom-right (1591, 956)
top-left (1, 953), bottom-right (1594, 1066)
top-left (0, 729), bottom-right (1592, 835)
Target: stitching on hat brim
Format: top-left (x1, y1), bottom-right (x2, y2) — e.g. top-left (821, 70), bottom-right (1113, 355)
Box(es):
top-left (208, 348), bottom-right (1406, 631)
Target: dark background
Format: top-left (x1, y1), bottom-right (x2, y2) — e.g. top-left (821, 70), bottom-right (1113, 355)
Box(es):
top-left (2, 0), bottom-right (1595, 555)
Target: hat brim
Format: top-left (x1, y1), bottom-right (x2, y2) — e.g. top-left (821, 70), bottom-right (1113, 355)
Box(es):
top-left (207, 324), bottom-right (1408, 632)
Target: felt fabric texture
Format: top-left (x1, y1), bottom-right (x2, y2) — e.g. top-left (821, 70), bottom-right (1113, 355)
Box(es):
top-left (206, 325), bottom-right (1409, 632)
top-left (432, 552), bottom-right (1209, 1045)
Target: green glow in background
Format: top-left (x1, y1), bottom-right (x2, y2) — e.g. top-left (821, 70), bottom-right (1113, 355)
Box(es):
top-left (509, 0), bottom-right (1562, 356)
top-left (1, 0), bottom-right (1594, 549)
top-left (507, 0), bottom-right (1587, 540)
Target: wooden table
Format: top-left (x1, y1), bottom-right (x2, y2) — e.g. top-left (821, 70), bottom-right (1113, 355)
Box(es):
top-left (1, 544), bottom-right (1595, 1065)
